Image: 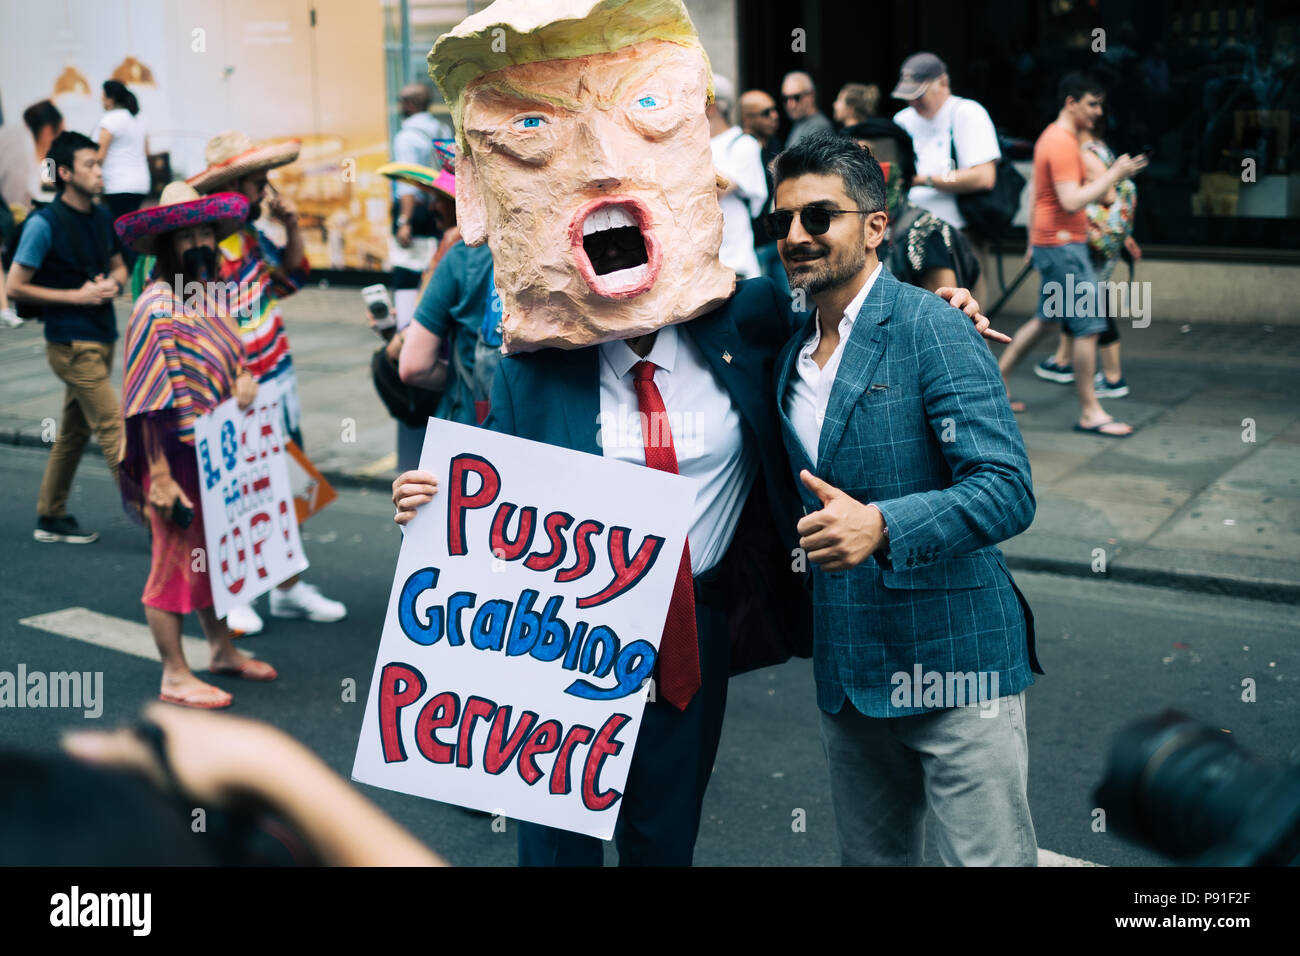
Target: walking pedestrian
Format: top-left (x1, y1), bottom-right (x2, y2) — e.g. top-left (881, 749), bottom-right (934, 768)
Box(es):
top-left (113, 182), bottom-right (278, 708)
top-left (5, 130), bottom-right (126, 544)
top-left (1036, 113), bottom-right (1140, 398)
top-left (188, 130), bottom-right (347, 633)
top-left (996, 73), bottom-right (1146, 434)
top-left (94, 80), bottom-right (151, 267)
top-left (892, 53), bottom-right (1001, 305)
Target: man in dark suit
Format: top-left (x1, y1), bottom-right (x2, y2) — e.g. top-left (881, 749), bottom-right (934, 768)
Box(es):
top-left (768, 131), bottom-right (1042, 865)
top-left (391, 0), bottom-right (1000, 866)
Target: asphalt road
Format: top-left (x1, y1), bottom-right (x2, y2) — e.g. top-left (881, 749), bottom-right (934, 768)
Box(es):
top-left (2, 444), bottom-right (1296, 866)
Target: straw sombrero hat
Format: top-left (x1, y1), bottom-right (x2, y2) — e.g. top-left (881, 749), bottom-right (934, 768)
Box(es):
top-left (377, 161), bottom-right (455, 200)
top-left (113, 181), bottom-right (249, 255)
top-left (187, 130), bottom-right (301, 194)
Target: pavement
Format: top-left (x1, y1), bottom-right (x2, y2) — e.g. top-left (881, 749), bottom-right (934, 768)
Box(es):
top-left (2, 283), bottom-right (1298, 603)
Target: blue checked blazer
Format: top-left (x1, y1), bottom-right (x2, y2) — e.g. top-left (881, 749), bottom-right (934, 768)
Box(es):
top-left (775, 268), bottom-right (1042, 717)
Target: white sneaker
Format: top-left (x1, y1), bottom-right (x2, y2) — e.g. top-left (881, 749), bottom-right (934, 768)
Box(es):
top-left (225, 603), bottom-right (264, 636)
top-left (270, 581), bottom-right (347, 622)
top-left (0, 308), bottom-right (22, 329)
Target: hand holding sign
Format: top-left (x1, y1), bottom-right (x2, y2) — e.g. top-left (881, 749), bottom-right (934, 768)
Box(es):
top-left (797, 470), bottom-right (886, 572)
top-left (393, 469), bottom-right (440, 525)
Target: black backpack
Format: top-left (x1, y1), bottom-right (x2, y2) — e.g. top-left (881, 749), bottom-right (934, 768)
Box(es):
top-left (370, 346), bottom-right (444, 428)
top-left (949, 105), bottom-right (1026, 240)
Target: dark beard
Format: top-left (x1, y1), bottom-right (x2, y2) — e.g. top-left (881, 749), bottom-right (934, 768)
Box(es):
top-left (181, 245), bottom-right (217, 281)
top-left (786, 242), bottom-right (868, 297)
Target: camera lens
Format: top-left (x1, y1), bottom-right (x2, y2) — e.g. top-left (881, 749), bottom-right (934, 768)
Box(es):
top-left (1095, 710), bottom-right (1300, 862)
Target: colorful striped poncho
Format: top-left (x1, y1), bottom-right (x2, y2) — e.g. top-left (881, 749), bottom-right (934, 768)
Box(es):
top-left (118, 279), bottom-right (245, 520)
top-left (218, 225), bottom-right (308, 443)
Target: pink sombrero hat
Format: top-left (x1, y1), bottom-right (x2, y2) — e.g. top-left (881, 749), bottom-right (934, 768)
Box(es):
top-left (187, 129), bottom-right (301, 195)
top-left (114, 181), bottom-right (249, 255)
top-left (377, 161), bottom-right (455, 200)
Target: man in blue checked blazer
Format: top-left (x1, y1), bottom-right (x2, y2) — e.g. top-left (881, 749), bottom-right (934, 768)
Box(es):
top-left (768, 132), bottom-right (1042, 866)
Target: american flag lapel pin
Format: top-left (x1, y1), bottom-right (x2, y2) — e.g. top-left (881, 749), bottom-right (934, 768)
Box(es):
top-left (722, 350), bottom-right (733, 364)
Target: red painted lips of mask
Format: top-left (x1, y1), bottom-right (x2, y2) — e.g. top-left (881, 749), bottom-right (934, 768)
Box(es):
top-left (568, 196), bottom-right (662, 300)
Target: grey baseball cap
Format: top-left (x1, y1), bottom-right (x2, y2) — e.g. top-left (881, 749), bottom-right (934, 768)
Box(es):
top-left (892, 52), bottom-right (947, 100)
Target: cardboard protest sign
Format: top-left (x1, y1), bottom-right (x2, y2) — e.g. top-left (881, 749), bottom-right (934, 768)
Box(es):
top-left (352, 419), bottom-right (697, 839)
top-left (193, 384), bottom-right (309, 619)
top-left (284, 439), bottom-right (338, 524)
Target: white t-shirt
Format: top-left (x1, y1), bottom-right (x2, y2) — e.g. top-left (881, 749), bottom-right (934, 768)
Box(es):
top-left (93, 108), bottom-right (151, 195)
top-left (894, 95), bottom-right (1000, 230)
top-left (710, 126), bottom-right (766, 279)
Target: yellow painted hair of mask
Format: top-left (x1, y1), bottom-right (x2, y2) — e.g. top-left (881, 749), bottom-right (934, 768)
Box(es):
top-left (429, 0), bottom-right (714, 147)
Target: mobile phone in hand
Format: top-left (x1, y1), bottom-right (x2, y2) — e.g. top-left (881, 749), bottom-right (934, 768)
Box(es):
top-left (171, 500), bottom-right (194, 529)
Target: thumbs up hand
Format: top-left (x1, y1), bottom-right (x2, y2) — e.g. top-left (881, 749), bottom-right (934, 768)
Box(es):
top-left (796, 470), bottom-right (886, 571)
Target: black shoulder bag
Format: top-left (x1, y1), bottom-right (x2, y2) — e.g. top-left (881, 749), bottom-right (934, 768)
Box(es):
top-left (949, 101), bottom-right (1025, 240)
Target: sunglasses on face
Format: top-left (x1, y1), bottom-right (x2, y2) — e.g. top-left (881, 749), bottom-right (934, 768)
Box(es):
top-left (783, 91), bottom-right (811, 102)
top-left (762, 205), bottom-right (871, 240)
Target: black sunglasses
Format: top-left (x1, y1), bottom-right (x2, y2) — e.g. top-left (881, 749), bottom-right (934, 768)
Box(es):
top-left (762, 205), bottom-right (871, 240)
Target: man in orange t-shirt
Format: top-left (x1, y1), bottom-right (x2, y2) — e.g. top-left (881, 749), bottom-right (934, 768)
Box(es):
top-left (997, 73), bottom-right (1146, 437)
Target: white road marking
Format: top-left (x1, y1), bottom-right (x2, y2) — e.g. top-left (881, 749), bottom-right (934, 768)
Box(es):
top-left (1039, 848), bottom-right (1104, 867)
top-left (18, 607), bottom-right (254, 670)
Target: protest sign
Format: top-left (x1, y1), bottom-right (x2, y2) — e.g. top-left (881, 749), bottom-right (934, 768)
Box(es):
top-left (193, 383), bottom-right (309, 619)
top-left (284, 439), bottom-right (338, 524)
top-left (351, 419), bottom-right (697, 839)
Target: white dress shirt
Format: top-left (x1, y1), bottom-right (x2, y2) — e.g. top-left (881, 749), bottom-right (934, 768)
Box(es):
top-left (599, 324), bottom-right (757, 575)
top-left (784, 263), bottom-right (882, 468)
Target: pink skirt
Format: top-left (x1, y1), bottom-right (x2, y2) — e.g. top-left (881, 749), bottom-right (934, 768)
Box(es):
top-left (141, 473), bottom-right (214, 614)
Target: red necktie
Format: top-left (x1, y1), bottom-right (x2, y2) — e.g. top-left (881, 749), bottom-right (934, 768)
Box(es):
top-left (631, 360), bottom-right (700, 711)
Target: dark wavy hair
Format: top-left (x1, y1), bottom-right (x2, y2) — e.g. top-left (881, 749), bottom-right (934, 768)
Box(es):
top-left (772, 130), bottom-right (886, 214)
top-left (103, 79), bottom-right (139, 115)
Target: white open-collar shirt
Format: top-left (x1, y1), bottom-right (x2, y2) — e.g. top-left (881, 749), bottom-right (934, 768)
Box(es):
top-left (598, 324), bottom-right (757, 576)
top-left (784, 263), bottom-right (882, 468)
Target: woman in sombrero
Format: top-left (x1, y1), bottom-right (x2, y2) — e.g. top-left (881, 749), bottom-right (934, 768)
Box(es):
top-left (115, 182), bottom-right (279, 709)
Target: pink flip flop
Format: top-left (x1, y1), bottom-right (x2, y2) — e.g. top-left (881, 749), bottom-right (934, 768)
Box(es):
top-left (209, 659), bottom-right (278, 682)
top-left (159, 685), bottom-right (233, 709)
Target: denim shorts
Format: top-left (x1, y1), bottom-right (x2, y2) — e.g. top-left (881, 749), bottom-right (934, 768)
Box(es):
top-left (1032, 242), bottom-right (1108, 337)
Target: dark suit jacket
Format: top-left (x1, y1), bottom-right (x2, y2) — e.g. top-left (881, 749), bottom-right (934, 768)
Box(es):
top-left (775, 268), bottom-right (1042, 717)
top-left (485, 277), bottom-right (813, 674)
